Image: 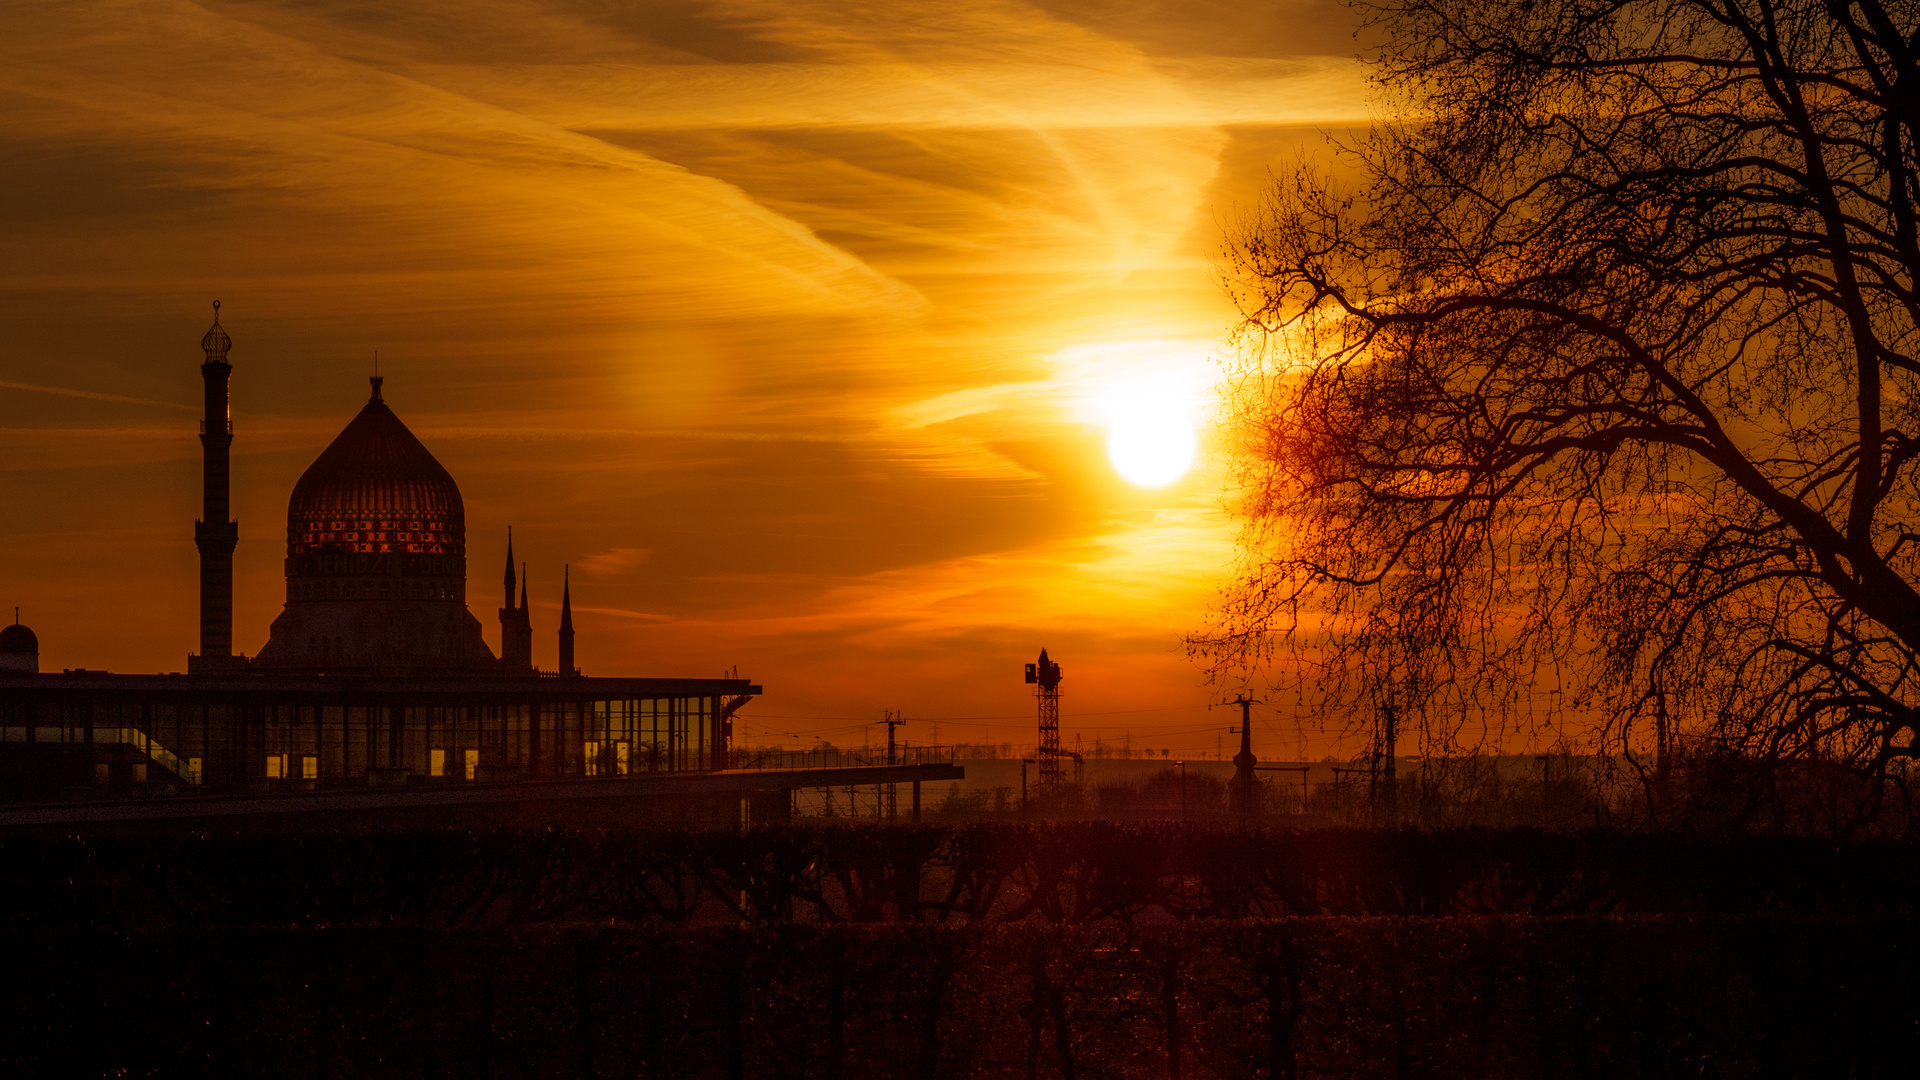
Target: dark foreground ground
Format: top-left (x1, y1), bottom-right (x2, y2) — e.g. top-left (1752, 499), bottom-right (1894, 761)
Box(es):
top-left (2, 825), bottom-right (1914, 1077)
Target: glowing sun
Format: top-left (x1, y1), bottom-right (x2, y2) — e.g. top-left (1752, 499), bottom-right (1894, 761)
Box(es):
top-left (1054, 339), bottom-right (1213, 489)
top-left (1106, 390), bottom-right (1197, 487)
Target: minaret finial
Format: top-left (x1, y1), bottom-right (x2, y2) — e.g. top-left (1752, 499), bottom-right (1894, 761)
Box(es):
top-left (200, 302), bottom-right (232, 363)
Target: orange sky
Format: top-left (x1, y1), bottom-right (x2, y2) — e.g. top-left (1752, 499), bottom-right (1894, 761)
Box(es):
top-left (0, 1), bottom-right (1372, 757)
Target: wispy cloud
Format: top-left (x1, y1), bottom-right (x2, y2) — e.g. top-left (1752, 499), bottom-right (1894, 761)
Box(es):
top-left (2, 0), bottom-right (1360, 724)
top-left (0, 381), bottom-right (194, 411)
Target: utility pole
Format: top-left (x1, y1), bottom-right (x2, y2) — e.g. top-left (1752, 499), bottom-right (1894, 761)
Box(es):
top-left (1258, 765), bottom-right (1311, 814)
top-left (879, 711), bottom-right (905, 765)
top-left (878, 712), bottom-right (905, 819)
top-left (1020, 758), bottom-right (1035, 815)
top-left (1175, 760), bottom-right (1188, 820)
top-left (1370, 697), bottom-right (1399, 827)
top-left (1229, 696), bottom-right (1260, 820)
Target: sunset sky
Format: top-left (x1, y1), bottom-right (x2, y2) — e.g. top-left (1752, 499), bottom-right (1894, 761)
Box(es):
top-left (0, 1), bottom-right (1372, 756)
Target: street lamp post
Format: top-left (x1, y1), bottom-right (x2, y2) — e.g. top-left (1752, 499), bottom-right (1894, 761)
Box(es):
top-left (1174, 760), bottom-right (1186, 820)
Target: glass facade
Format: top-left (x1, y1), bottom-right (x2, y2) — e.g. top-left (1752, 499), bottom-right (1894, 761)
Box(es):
top-left (0, 676), bottom-right (747, 793)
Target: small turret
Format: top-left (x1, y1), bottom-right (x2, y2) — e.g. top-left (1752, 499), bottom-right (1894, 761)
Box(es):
top-left (0, 608), bottom-right (38, 674)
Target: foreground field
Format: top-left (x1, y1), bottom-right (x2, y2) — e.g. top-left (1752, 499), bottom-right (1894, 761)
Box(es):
top-left (6, 918), bottom-right (1911, 1077)
top-left (3, 826), bottom-right (1912, 1076)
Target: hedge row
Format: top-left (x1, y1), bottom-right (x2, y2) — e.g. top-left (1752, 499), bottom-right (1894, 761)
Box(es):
top-left (5, 918), bottom-right (1910, 1078)
top-left (3, 824), bottom-right (1914, 926)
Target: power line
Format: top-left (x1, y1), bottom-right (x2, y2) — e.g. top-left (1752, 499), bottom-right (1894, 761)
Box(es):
top-left (743, 703), bottom-right (1214, 724)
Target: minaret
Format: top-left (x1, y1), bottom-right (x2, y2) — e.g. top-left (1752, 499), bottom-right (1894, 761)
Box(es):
top-left (191, 301), bottom-right (239, 672)
top-left (558, 565), bottom-right (576, 675)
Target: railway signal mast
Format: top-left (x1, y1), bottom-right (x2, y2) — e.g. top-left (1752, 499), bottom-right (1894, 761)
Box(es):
top-left (1024, 649), bottom-right (1064, 787)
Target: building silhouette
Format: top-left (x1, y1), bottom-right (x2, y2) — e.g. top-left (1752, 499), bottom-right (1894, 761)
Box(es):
top-left (0, 309), bottom-right (751, 810)
top-left (0, 613), bottom-right (35, 675)
top-left (0, 307), bottom-right (958, 822)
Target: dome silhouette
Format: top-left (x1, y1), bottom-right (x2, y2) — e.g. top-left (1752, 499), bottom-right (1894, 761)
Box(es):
top-left (0, 622), bottom-right (36, 655)
top-left (286, 379), bottom-right (464, 560)
top-left (253, 378), bottom-right (494, 672)
top-left (1, 616), bottom-right (37, 674)
top-left (201, 302), bottom-right (230, 362)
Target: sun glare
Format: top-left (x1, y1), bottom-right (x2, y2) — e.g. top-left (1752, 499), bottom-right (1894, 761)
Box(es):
top-left (1056, 340), bottom-right (1214, 489)
top-left (1106, 386), bottom-right (1198, 487)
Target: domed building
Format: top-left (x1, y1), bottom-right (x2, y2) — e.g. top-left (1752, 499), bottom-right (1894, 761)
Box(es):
top-left (0, 308), bottom-right (960, 828)
top-left (0, 613), bottom-right (36, 674)
top-left (252, 376), bottom-right (496, 671)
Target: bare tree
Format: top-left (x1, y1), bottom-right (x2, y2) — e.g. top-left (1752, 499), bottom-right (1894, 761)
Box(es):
top-left (1195, 0), bottom-right (1920, 788)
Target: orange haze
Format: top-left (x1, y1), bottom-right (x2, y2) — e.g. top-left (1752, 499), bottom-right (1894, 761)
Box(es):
top-left (0, 1), bottom-right (1368, 757)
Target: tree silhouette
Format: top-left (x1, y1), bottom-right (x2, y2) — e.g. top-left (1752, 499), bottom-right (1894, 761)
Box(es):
top-left (1196, 0), bottom-right (1920, 786)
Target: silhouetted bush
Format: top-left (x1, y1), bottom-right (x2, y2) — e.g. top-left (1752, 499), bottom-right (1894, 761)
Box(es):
top-left (2, 824), bottom-right (1915, 927)
top-left (3, 917), bottom-right (1911, 1077)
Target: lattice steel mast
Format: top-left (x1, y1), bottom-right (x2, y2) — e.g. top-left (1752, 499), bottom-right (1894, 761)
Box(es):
top-left (1025, 649), bottom-right (1063, 786)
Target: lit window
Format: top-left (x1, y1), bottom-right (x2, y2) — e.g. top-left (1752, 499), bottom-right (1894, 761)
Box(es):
top-left (266, 754), bottom-right (286, 778)
top-left (186, 757), bottom-right (203, 784)
top-left (584, 740), bottom-right (600, 777)
top-left (429, 748), bottom-right (445, 777)
top-left (616, 741), bottom-right (630, 775)
top-left (464, 748), bottom-right (479, 781)
top-left (302, 755), bottom-right (318, 780)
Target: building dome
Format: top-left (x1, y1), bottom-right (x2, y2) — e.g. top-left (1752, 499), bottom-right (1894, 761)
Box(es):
top-left (286, 378), bottom-right (464, 560)
top-left (0, 617), bottom-right (37, 674)
top-left (0, 622), bottom-right (36, 655)
top-left (253, 377), bottom-right (495, 672)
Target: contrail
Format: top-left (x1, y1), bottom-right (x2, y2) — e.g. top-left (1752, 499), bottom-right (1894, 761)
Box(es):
top-left (0, 380), bottom-right (194, 411)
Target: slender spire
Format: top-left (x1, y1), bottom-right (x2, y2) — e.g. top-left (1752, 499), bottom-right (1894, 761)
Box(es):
top-left (558, 565), bottom-right (576, 676)
top-left (503, 527), bottom-right (516, 609)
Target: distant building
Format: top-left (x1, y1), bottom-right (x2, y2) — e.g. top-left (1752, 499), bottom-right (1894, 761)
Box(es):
top-left (0, 308), bottom-right (764, 809)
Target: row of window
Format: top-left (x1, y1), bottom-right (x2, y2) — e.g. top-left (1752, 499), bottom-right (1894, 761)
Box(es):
top-left (291, 540), bottom-right (454, 556)
top-left (288, 579), bottom-right (462, 602)
top-left (91, 759), bottom-right (202, 784)
top-left (264, 753), bottom-right (318, 780)
top-left (428, 748), bottom-right (482, 780)
top-left (305, 519), bottom-right (450, 532)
